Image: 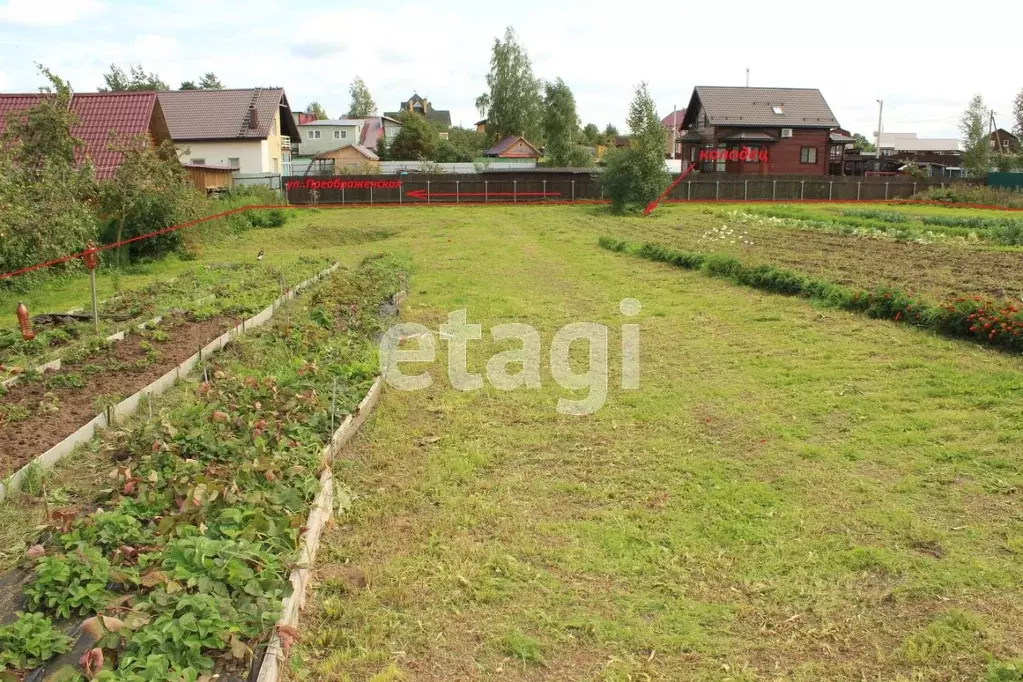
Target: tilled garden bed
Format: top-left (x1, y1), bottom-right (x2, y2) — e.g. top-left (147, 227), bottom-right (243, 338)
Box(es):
top-left (0, 315), bottom-right (231, 478)
top-left (0, 254), bottom-right (408, 681)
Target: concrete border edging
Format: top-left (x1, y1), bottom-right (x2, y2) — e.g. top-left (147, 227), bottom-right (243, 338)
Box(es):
top-left (0, 262), bottom-right (341, 503)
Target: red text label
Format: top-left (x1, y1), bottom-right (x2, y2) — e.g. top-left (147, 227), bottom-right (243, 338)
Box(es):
top-left (285, 179), bottom-right (404, 190)
top-left (698, 147), bottom-right (769, 163)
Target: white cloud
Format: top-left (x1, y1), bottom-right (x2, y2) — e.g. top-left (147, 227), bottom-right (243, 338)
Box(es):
top-left (1, 0), bottom-right (1021, 139)
top-left (0, 0), bottom-right (106, 26)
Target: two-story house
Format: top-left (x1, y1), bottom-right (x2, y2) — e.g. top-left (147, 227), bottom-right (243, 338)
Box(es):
top-left (385, 93), bottom-right (451, 139)
top-left (157, 88), bottom-right (300, 175)
top-left (678, 86), bottom-right (844, 175)
top-left (296, 119), bottom-right (366, 156)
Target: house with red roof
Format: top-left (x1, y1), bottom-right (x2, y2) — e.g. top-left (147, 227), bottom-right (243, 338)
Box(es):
top-left (0, 91), bottom-right (171, 179)
top-left (157, 88), bottom-right (300, 175)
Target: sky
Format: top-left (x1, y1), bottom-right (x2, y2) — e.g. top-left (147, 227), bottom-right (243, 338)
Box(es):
top-left (0, 0), bottom-right (1020, 142)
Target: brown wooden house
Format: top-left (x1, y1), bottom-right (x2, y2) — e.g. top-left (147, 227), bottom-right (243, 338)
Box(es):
top-left (678, 86), bottom-right (846, 175)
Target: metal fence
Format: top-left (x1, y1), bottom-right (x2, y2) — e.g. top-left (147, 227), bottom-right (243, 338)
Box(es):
top-left (284, 172), bottom-right (967, 206)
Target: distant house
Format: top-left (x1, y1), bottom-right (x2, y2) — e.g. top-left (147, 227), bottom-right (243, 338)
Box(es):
top-left (0, 91), bottom-right (171, 178)
top-left (484, 135), bottom-right (542, 161)
top-left (475, 119), bottom-right (487, 134)
top-left (313, 143), bottom-right (380, 172)
top-left (661, 107), bottom-right (686, 158)
top-left (357, 115), bottom-right (403, 153)
top-left (293, 111), bottom-right (318, 126)
top-left (385, 93), bottom-right (452, 131)
top-left (679, 86), bottom-right (843, 175)
top-left (297, 119), bottom-right (366, 156)
top-left (157, 88), bottom-right (300, 175)
top-left (877, 132), bottom-right (962, 177)
top-left (990, 128), bottom-right (1020, 154)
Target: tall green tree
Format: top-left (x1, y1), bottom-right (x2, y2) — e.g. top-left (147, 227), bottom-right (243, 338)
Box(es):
top-left (98, 64), bottom-right (168, 92)
top-left (602, 123), bottom-right (620, 145)
top-left (478, 27), bottom-right (543, 144)
top-left (541, 78), bottom-right (583, 166)
top-left (852, 133), bottom-right (876, 152)
top-left (960, 94), bottom-right (992, 177)
top-left (601, 82), bottom-right (669, 214)
top-left (347, 77), bottom-right (377, 118)
top-left (0, 66), bottom-right (98, 277)
top-left (581, 123), bottom-right (601, 146)
top-left (180, 73), bottom-right (224, 90)
top-left (306, 102), bottom-right (328, 120)
top-left (435, 126), bottom-right (488, 162)
top-left (199, 72), bottom-right (224, 90)
top-left (389, 111), bottom-right (438, 160)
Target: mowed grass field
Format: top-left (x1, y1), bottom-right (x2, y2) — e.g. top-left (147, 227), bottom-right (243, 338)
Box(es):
top-left (245, 206), bottom-right (1021, 682)
top-left (3, 203), bottom-right (1023, 680)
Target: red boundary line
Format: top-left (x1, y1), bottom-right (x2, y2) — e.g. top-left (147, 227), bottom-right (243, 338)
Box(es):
top-left (2, 197), bottom-right (1021, 281)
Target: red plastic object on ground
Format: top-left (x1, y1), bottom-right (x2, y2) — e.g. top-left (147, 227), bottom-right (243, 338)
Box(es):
top-left (16, 302), bottom-right (35, 340)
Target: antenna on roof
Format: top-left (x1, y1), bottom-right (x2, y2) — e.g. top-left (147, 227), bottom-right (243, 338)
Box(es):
top-left (745, 68), bottom-right (749, 87)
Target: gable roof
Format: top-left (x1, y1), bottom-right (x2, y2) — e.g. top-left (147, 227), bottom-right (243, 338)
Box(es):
top-left (681, 86), bottom-right (839, 129)
top-left (384, 93), bottom-right (452, 127)
top-left (313, 143), bottom-right (379, 161)
top-left (157, 88), bottom-right (300, 142)
top-left (661, 108), bottom-right (686, 130)
top-left (0, 91), bottom-right (167, 179)
top-left (485, 135), bottom-right (541, 157)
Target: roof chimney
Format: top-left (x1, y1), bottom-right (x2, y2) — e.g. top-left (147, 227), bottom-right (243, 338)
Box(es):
top-left (247, 105), bottom-right (259, 130)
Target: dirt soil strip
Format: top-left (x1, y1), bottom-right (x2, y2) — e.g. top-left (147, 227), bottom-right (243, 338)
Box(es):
top-left (0, 316), bottom-right (232, 478)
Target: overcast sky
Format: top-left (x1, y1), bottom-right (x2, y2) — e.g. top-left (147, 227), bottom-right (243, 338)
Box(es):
top-left (1, 0), bottom-right (1019, 141)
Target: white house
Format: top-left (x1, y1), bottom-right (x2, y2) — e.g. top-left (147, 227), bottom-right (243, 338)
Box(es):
top-left (157, 88), bottom-right (301, 175)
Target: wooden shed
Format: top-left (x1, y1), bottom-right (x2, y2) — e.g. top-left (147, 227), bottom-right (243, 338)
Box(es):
top-left (183, 163), bottom-right (234, 193)
top-left (312, 144), bottom-right (380, 172)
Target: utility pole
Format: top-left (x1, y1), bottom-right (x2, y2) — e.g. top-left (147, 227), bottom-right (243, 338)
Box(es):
top-left (875, 99), bottom-right (884, 170)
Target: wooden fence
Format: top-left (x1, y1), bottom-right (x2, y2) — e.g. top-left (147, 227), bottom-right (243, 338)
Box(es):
top-left (283, 172), bottom-right (972, 206)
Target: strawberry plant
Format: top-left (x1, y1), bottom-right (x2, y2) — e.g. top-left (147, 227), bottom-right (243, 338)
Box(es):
top-left (61, 510), bottom-right (151, 553)
top-left (0, 612), bottom-right (72, 670)
top-left (24, 547), bottom-right (112, 618)
top-left (117, 591), bottom-right (236, 674)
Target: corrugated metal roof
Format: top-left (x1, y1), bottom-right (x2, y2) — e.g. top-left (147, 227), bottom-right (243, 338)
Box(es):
top-left (157, 88), bottom-right (298, 141)
top-left (686, 86), bottom-right (839, 128)
top-left (0, 92), bottom-right (159, 179)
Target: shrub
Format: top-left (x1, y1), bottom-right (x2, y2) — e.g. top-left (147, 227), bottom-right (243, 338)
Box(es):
top-left (912, 185), bottom-right (1023, 209)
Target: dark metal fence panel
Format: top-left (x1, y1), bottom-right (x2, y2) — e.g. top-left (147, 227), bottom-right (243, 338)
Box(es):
top-left (282, 172), bottom-right (969, 205)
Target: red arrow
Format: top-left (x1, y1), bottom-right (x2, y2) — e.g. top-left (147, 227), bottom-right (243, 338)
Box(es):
top-left (405, 189), bottom-right (560, 201)
top-left (644, 162), bottom-right (697, 216)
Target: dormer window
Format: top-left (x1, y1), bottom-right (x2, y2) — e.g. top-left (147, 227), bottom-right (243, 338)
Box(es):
top-left (771, 105), bottom-right (784, 115)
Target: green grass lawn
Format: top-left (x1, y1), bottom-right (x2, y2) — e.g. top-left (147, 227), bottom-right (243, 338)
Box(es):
top-left (240, 205), bottom-right (1023, 682)
top-left (3, 204), bottom-right (1023, 680)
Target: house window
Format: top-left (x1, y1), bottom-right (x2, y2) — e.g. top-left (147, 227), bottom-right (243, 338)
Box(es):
top-left (228, 157), bottom-right (240, 170)
top-left (772, 105), bottom-right (784, 115)
top-left (716, 145), bottom-right (726, 172)
top-left (1004, 140), bottom-right (1010, 148)
top-left (334, 130), bottom-right (341, 139)
top-left (800, 147), bottom-right (818, 164)
top-left (191, 158), bottom-right (205, 165)
top-left (746, 146), bottom-right (759, 163)
top-left (308, 130), bottom-right (321, 139)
